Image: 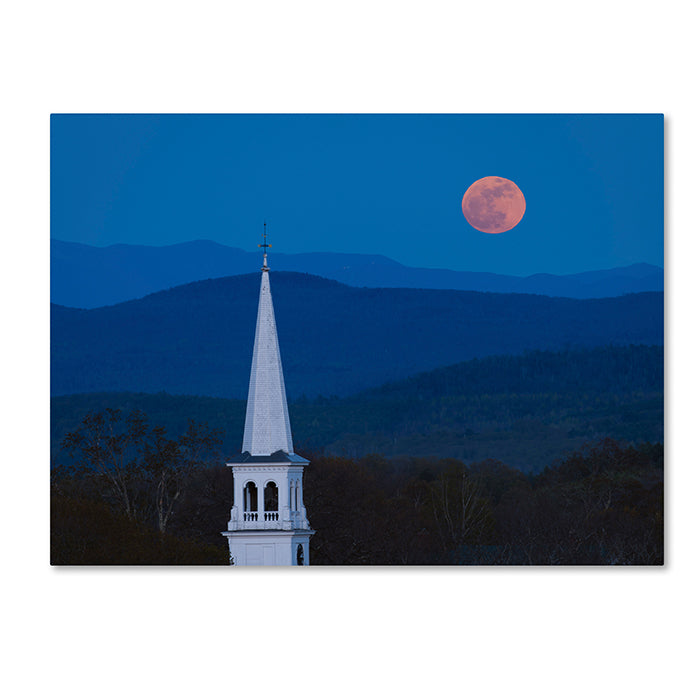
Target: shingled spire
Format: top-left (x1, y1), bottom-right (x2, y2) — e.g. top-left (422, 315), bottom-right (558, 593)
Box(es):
top-left (241, 226), bottom-right (294, 456)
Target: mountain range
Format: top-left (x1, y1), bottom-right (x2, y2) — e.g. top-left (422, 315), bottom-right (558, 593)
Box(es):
top-left (51, 239), bottom-right (664, 309)
top-left (51, 271), bottom-right (664, 400)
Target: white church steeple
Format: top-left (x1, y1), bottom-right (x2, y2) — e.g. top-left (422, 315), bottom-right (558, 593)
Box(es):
top-left (222, 225), bottom-right (314, 566)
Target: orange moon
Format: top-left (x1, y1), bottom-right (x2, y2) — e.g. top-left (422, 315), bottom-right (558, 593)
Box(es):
top-left (461, 176), bottom-right (526, 234)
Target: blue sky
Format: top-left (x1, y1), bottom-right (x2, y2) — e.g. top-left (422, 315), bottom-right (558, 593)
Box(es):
top-left (51, 114), bottom-right (663, 275)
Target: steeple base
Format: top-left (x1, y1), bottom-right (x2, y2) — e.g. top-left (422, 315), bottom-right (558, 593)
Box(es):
top-left (222, 529), bottom-right (314, 566)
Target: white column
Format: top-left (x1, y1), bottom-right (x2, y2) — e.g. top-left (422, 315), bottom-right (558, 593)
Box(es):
top-left (239, 474), bottom-right (247, 524)
top-left (238, 476), bottom-right (244, 521)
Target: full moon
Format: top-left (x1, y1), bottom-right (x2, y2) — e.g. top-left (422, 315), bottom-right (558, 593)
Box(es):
top-left (461, 176), bottom-right (526, 234)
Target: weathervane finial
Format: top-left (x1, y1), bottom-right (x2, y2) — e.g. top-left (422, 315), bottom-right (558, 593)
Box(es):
top-left (258, 221), bottom-right (271, 271)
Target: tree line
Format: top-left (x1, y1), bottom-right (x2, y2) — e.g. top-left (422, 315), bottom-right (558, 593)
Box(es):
top-left (51, 408), bottom-right (663, 565)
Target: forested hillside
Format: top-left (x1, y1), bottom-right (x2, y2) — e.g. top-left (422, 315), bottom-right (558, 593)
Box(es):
top-left (51, 344), bottom-right (663, 564)
top-left (51, 272), bottom-right (664, 399)
top-left (52, 345), bottom-right (663, 472)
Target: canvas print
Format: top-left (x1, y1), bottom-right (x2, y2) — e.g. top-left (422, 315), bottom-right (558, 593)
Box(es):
top-left (50, 114), bottom-right (663, 565)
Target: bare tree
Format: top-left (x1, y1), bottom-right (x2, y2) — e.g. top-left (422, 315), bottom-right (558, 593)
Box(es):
top-left (61, 408), bottom-right (147, 520)
top-left (430, 465), bottom-right (492, 555)
top-left (143, 420), bottom-right (222, 533)
top-left (61, 410), bottom-right (222, 533)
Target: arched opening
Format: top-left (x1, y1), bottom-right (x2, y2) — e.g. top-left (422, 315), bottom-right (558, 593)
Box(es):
top-left (264, 481), bottom-right (279, 521)
top-left (244, 481), bottom-right (258, 521)
top-left (296, 544), bottom-right (304, 566)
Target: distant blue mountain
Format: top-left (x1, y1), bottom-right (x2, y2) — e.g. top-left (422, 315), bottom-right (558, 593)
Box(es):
top-left (51, 271), bottom-right (664, 399)
top-left (51, 239), bottom-right (663, 309)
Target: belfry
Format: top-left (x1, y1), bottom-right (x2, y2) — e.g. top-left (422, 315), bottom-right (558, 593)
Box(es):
top-left (222, 227), bottom-right (314, 565)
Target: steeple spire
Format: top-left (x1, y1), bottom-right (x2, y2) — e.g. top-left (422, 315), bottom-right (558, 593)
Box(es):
top-left (241, 226), bottom-right (294, 456)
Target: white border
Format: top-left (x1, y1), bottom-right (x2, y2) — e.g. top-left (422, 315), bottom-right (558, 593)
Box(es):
top-left (3, 1), bottom-right (696, 698)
